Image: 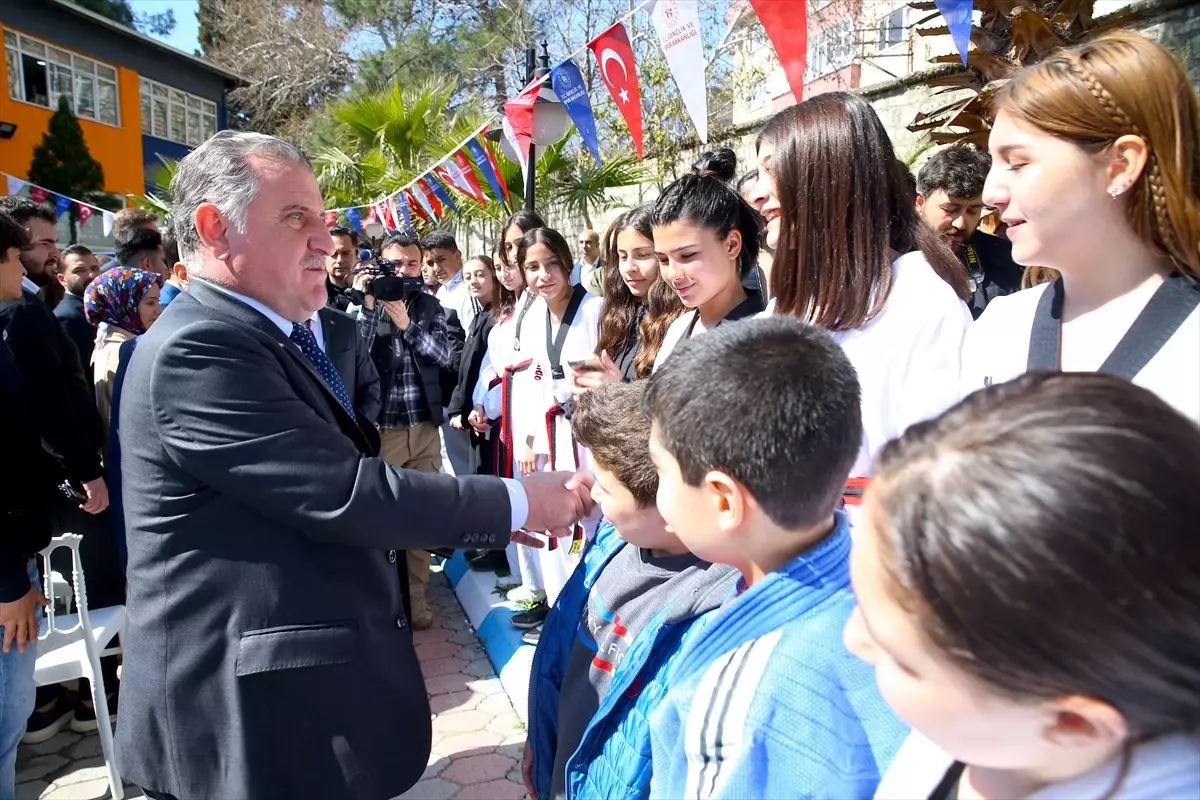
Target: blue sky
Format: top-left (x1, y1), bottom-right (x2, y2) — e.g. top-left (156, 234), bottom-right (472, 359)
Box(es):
top-left (130, 0), bottom-right (200, 54)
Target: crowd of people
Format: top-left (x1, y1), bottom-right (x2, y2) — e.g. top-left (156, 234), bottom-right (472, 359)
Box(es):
top-left (0, 29), bottom-right (1198, 800)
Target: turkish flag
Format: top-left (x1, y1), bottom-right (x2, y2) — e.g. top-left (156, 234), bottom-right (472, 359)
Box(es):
top-left (77, 204), bottom-right (93, 227)
top-left (323, 211), bottom-right (338, 227)
top-left (589, 22), bottom-right (644, 158)
top-left (749, 0), bottom-right (808, 103)
top-left (30, 186), bottom-right (49, 204)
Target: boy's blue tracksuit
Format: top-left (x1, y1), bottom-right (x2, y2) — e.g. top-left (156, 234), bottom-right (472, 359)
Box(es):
top-left (649, 511), bottom-right (909, 799)
top-left (527, 521), bottom-right (737, 800)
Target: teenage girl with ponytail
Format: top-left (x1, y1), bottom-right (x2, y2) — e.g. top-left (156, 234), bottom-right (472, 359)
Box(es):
top-left (749, 92), bottom-right (972, 519)
top-left (961, 32), bottom-right (1199, 422)
top-left (651, 149), bottom-right (766, 370)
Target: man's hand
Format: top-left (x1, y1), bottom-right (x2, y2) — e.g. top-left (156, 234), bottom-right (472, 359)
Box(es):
top-left (81, 477), bottom-right (109, 514)
top-left (353, 272), bottom-right (374, 310)
top-left (382, 300), bottom-right (410, 332)
top-left (517, 471), bottom-right (596, 539)
top-left (468, 404), bottom-right (491, 434)
top-left (0, 586), bottom-right (48, 653)
top-left (522, 741), bottom-right (537, 800)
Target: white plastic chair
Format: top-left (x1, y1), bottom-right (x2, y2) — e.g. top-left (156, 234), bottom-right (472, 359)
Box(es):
top-left (35, 533), bottom-right (126, 800)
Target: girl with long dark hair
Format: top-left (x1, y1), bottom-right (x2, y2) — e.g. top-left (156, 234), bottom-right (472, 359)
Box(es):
top-left (851, 372), bottom-right (1200, 799)
top-left (651, 149), bottom-right (765, 370)
top-left (749, 92), bottom-right (971, 512)
top-left (571, 205), bottom-right (685, 390)
top-left (961, 33), bottom-right (1199, 422)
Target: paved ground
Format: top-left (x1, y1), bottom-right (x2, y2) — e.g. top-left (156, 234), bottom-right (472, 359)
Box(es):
top-left (14, 568), bottom-right (529, 800)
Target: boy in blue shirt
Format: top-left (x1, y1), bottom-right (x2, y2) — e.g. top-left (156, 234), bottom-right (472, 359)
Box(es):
top-left (644, 317), bottom-right (908, 799)
top-left (523, 381), bottom-right (739, 800)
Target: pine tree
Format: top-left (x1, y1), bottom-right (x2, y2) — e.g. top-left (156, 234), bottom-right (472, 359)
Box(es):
top-left (28, 96), bottom-right (105, 244)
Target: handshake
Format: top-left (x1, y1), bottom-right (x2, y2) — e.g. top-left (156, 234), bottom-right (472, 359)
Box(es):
top-left (510, 471), bottom-right (597, 549)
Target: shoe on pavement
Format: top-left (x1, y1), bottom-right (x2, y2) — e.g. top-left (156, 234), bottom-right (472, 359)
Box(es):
top-left (467, 550), bottom-right (509, 572)
top-left (521, 625), bottom-right (542, 646)
top-left (23, 692), bottom-right (75, 744)
top-left (411, 607), bottom-right (436, 630)
top-left (510, 602), bottom-right (548, 630)
top-left (506, 586), bottom-right (546, 604)
top-left (71, 691), bottom-right (119, 733)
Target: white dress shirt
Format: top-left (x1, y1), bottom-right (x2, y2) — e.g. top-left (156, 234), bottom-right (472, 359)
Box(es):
top-left (570, 259), bottom-right (599, 287)
top-left (197, 278), bottom-right (531, 531)
top-left (436, 270), bottom-right (477, 329)
top-left (22, 276), bottom-right (39, 294)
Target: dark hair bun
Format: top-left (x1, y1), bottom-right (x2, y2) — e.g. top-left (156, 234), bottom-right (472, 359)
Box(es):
top-left (693, 148), bottom-right (737, 183)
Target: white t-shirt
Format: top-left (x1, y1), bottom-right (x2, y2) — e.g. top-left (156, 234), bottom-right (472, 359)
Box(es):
top-left (960, 282), bottom-right (1200, 423)
top-left (763, 251), bottom-right (973, 479)
top-left (436, 270), bottom-right (476, 330)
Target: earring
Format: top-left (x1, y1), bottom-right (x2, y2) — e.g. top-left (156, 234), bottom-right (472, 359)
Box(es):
top-left (1109, 184), bottom-right (1127, 199)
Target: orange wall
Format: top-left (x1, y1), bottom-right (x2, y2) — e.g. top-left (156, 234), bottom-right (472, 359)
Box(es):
top-left (0, 24), bottom-right (144, 196)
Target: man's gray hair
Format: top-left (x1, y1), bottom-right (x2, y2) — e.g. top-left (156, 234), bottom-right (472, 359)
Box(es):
top-left (171, 130), bottom-right (311, 264)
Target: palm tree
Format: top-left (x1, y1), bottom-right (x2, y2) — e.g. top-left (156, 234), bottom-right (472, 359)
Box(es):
top-left (908, 0), bottom-right (1100, 146)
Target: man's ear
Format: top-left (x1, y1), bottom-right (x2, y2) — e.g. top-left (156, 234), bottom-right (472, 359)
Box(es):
top-left (194, 202), bottom-right (231, 261)
top-left (56, 271), bottom-right (67, 289)
top-left (915, 192), bottom-right (928, 212)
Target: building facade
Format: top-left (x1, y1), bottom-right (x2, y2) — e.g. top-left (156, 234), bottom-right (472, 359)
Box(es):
top-left (0, 0), bottom-right (238, 206)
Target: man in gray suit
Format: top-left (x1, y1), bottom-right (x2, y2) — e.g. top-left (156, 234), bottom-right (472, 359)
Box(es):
top-left (115, 131), bottom-right (591, 800)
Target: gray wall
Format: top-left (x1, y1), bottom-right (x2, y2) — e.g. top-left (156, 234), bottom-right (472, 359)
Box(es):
top-left (0, 2), bottom-right (228, 102)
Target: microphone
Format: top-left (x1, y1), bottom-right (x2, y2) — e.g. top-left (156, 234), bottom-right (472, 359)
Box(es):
top-left (358, 249), bottom-right (374, 264)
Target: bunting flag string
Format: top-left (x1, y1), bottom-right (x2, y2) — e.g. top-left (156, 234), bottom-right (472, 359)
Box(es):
top-left (427, 174), bottom-right (460, 216)
top-left (2, 170), bottom-right (119, 237)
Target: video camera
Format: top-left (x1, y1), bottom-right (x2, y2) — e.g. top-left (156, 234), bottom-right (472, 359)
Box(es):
top-left (354, 249), bottom-right (423, 302)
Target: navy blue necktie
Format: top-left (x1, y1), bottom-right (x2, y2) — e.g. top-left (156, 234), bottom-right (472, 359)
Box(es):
top-left (290, 320), bottom-right (356, 421)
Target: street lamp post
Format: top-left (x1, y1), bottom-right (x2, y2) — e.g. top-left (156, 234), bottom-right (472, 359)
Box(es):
top-left (488, 39), bottom-right (572, 213)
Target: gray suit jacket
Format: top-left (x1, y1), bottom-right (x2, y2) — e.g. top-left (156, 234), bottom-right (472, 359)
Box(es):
top-left (318, 305), bottom-right (381, 423)
top-left (115, 280), bottom-right (511, 799)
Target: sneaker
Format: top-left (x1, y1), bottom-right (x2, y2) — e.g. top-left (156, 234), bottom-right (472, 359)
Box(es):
top-left (521, 625), bottom-right (542, 646)
top-left (71, 692), bottom-right (119, 733)
top-left (510, 602), bottom-right (548, 630)
top-left (506, 586), bottom-right (546, 605)
top-left (23, 692), bottom-right (75, 744)
top-left (411, 607), bottom-right (436, 631)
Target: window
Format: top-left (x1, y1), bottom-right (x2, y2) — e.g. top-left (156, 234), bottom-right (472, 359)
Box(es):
top-left (808, 19), bottom-right (855, 79)
top-left (139, 77), bottom-right (217, 146)
top-left (3, 31), bottom-right (119, 126)
top-left (877, 8), bottom-right (908, 50)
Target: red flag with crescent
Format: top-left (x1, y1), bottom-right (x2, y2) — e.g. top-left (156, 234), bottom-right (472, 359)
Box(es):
top-left (323, 210), bottom-right (338, 227)
top-left (589, 22), bottom-right (644, 158)
top-left (403, 189), bottom-right (430, 224)
top-left (77, 204), bottom-right (93, 227)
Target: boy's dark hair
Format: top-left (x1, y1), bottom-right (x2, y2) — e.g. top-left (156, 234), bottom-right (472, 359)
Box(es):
top-left (112, 207), bottom-right (158, 235)
top-left (116, 226), bottom-right (163, 266)
top-left (917, 143), bottom-right (992, 200)
top-left (61, 244), bottom-right (93, 259)
top-left (329, 225), bottom-right (358, 246)
top-left (573, 382), bottom-right (657, 507)
top-left (162, 230), bottom-right (179, 266)
top-left (0, 211), bottom-right (30, 253)
top-left (381, 232), bottom-right (421, 254)
top-left (0, 197), bottom-right (57, 227)
top-left (644, 317), bottom-right (862, 530)
top-left (872, 371), bottom-right (1200, 741)
top-left (420, 230), bottom-right (458, 252)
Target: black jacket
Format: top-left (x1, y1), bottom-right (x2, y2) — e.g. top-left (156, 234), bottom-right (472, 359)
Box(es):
top-left (115, 280), bottom-right (512, 799)
top-left (0, 291), bottom-right (104, 484)
top-left (53, 291), bottom-right (97, 384)
top-left (962, 231), bottom-right (1025, 319)
top-left (361, 293), bottom-right (464, 427)
top-left (448, 305), bottom-right (494, 419)
top-left (325, 277), bottom-right (358, 313)
top-left (0, 330), bottom-right (54, 601)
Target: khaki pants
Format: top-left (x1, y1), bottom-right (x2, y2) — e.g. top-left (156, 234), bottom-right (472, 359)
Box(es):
top-left (380, 422), bottom-right (442, 624)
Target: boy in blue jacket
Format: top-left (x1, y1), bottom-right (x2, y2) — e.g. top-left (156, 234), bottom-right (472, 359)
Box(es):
top-left (523, 381), bottom-right (739, 800)
top-left (644, 317), bottom-right (908, 800)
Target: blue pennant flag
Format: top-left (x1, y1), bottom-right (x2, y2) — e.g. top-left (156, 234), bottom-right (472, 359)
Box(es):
top-left (465, 137), bottom-right (507, 208)
top-left (934, 0), bottom-right (973, 65)
top-left (551, 60), bottom-right (601, 167)
top-left (395, 195), bottom-right (415, 234)
top-left (344, 206), bottom-right (363, 233)
top-left (55, 194), bottom-right (71, 216)
top-left (426, 174), bottom-right (460, 216)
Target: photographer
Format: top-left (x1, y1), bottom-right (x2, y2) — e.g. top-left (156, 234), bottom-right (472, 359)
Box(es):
top-left (356, 233), bottom-right (464, 629)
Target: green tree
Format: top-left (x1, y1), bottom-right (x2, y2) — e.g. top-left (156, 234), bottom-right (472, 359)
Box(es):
top-left (27, 96), bottom-right (105, 244)
top-left (69, 0), bottom-right (176, 36)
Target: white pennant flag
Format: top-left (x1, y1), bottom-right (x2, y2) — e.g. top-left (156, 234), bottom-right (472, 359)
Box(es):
top-left (651, 0), bottom-right (708, 143)
top-left (6, 175), bottom-right (26, 196)
top-left (102, 211), bottom-right (114, 237)
top-left (501, 115), bottom-right (530, 191)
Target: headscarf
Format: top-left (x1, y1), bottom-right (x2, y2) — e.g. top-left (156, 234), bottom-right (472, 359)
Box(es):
top-left (84, 267), bottom-right (162, 334)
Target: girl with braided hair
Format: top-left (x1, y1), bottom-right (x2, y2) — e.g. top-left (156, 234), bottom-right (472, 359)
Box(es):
top-left (961, 32), bottom-right (1200, 423)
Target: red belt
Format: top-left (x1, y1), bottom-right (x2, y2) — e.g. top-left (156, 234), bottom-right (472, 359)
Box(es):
top-left (544, 402), bottom-right (584, 552)
top-left (842, 477), bottom-right (869, 507)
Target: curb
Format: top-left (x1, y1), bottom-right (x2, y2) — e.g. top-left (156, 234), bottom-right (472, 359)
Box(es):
top-left (440, 551), bottom-right (536, 722)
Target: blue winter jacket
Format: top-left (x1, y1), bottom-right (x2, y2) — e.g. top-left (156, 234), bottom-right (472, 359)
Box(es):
top-left (649, 511), bottom-right (909, 799)
top-left (528, 521), bottom-right (738, 800)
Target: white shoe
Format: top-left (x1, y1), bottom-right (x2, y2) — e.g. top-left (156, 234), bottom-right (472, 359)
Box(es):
top-left (506, 586), bottom-right (546, 604)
